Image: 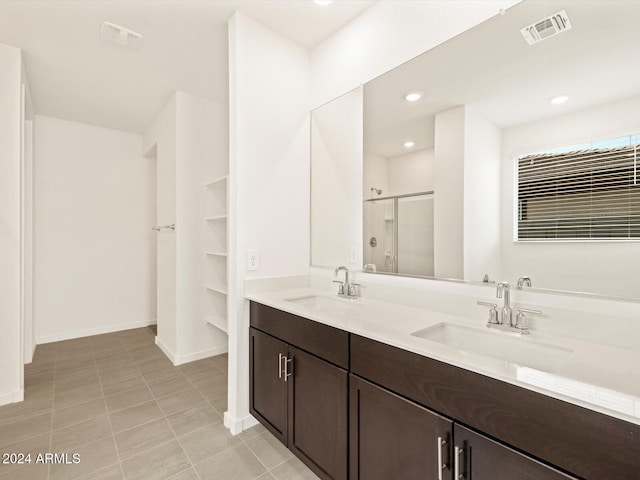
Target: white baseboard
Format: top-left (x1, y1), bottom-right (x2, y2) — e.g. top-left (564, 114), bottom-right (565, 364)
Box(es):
top-left (37, 319), bottom-right (157, 344)
top-left (224, 411), bottom-right (259, 435)
top-left (175, 344), bottom-right (228, 366)
top-left (155, 336), bottom-right (178, 366)
top-left (0, 389), bottom-right (24, 406)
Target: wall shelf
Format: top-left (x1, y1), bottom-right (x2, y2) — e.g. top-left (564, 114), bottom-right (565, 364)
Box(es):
top-left (204, 284), bottom-right (227, 295)
top-left (205, 252), bottom-right (227, 257)
top-left (204, 315), bottom-right (228, 333)
top-left (204, 175), bottom-right (228, 189)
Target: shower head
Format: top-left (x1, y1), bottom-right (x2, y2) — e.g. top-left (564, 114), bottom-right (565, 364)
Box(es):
top-left (371, 187), bottom-right (383, 195)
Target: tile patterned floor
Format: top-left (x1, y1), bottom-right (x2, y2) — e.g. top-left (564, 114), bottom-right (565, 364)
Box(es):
top-left (0, 327), bottom-right (319, 480)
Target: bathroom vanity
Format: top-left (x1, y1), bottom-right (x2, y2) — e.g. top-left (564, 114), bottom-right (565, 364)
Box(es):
top-left (247, 290), bottom-right (640, 480)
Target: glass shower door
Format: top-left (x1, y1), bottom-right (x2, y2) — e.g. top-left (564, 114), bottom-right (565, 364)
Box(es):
top-left (363, 198), bottom-right (395, 273)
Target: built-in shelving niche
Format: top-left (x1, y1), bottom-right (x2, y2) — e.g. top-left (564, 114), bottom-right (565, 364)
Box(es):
top-left (203, 175), bottom-right (228, 334)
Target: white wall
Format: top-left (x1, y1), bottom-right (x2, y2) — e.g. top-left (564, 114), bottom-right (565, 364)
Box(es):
top-left (0, 43), bottom-right (23, 405)
top-left (501, 95), bottom-right (640, 298)
top-left (227, 12), bottom-right (310, 434)
top-left (310, 0), bottom-right (521, 108)
top-left (311, 87), bottom-right (362, 268)
top-left (387, 148), bottom-right (434, 196)
top-left (34, 116), bottom-right (156, 343)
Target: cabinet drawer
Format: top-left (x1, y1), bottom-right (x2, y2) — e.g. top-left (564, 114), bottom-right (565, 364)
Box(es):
top-left (250, 301), bottom-right (349, 369)
top-left (351, 334), bottom-right (640, 480)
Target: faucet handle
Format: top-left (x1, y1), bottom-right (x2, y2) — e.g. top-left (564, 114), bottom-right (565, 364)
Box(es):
top-left (348, 283), bottom-right (360, 298)
top-left (477, 301), bottom-right (499, 325)
top-left (332, 280), bottom-right (345, 295)
top-left (514, 308), bottom-right (541, 333)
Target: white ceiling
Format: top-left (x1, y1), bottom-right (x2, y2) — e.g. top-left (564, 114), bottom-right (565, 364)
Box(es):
top-left (0, 0), bottom-right (374, 133)
top-left (365, 0), bottom-right (640, 158)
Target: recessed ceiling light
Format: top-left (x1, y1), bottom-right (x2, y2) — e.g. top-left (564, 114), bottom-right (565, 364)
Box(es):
top-left (404, 141), bottom-right (415, 148)
top-left (550, 94), bottom-right (570, 105)
top-left (314, 0), bottom-right (334, 5)
top-left (404, 92), bottom-right (423, 102)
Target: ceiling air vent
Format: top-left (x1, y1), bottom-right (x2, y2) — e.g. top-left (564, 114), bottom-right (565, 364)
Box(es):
top-left (520, 10), bottom-right (572, 45)
top-left (100, 22), bottom-right (144, 50)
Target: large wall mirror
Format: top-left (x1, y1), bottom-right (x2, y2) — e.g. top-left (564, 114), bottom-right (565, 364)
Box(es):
top-left (312, 0), bottom-right (640, 300)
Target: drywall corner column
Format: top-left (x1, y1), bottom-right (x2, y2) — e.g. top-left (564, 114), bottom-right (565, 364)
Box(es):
top-left (463, 107), bottom-right (501, 282)
top-left (434, 106), bottom-right (465, 279)
top-left (144, 95), bottom-right (178, 361)
top-left (227, 12), bottom-right (310, 434)
top-left (0, 43), bottom-right (23, 405)
top-left (174, 91), bottom-right (228, 362)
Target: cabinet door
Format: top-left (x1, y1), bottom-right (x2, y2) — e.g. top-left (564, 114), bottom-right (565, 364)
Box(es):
top-left (350, 374), bottom-right (453, 480)
top-left (249, 327), bottom-right (288, 444)
top-left (288, 346), bottom-right (348, 480)
top-left (454, 424), bottom-right (578, 480)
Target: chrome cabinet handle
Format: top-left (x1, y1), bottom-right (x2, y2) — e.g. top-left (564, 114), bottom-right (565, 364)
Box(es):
top-left (454, 445), bottom-right (463, 479)
top-left (278, 353), bottom-right (284, 379)
top-left (437, 436), bottom-right (448, 480)
top-left (284, 357), bottom-right (293, 382)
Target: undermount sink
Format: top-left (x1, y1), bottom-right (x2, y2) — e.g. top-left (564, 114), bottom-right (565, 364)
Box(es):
top-left (286, 295), bottom-right (359, 311)
top-left (411, 322), bottom-right (573, 372)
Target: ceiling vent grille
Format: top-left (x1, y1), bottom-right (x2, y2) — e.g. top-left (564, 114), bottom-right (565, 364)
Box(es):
top-left (100, 22), bottom-right (144, 50)
top-left (520, 10), bottom-right (572, 45)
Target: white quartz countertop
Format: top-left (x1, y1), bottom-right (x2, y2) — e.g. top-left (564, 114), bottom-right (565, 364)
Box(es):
top-left (246, 287), bottom-right (640, 426)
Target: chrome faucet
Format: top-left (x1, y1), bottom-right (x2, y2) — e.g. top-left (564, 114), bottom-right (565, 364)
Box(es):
top-left (477, 280), bottom-right (542, 335)
top-left (496, 282), bottom-right (512, 326)
top-left (333, 266), bottom-right (359, 299)
top-left (517, 276), bottom-right (532, 288)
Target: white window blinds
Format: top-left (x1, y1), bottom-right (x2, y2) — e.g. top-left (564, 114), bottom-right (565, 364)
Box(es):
top-left (516, 135), bottom-right (640, 240)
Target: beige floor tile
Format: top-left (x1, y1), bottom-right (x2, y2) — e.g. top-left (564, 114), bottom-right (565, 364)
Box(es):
top-left (167, 467), bottom-right (200, 480)
top-left (25, 361), bottom-right (55, 377)
top-left (166, 403), bottom-right (222, 437)
top-left (77, 462), bottom-right (124, 480)
top-left (51, 414), bottom-right (112, 452)
top-left (24, 368), bottom-right (55, 387)
top-left (114, 418), bottom-right (175, 460)
top-left (23, 380), bottom-right (55, 400)
top-left (0, 395), bottom-right (53, 427)
top-left (178, 359), bottom-right (216, 383)
top-left (141, 366), bottom-right (184, 386)
top-left (52, 398), bottom-right (107, 430)
top-left (54, 382), bottom-right (103, 411)
top-left (0, 433), bottom-right (50, 477)
top-left (180, 422), bottom-right (241, 465)
top-left (101, 374), bottom-right (146, 397)
top-left (210, 353), bottom-right (228, 373)
top-left (109, 400), bottom-right (163, 434)
top-left (237, 423), bottom-right (268, 441)
top-left (55, 371), bottom-right (100, 394)
top-left (96, 353), bottom-right (132, 369)
top-left (244, 431), bottom-right (293, 470)
top-left (121, 439), bottom-right (190, 480)
top-left (0, 412), bottom-right (52, 448)
top-left (128, 346), bottom-right (165, 363)
top-left (49, 436), bottom-right (119, 480)
top-left (99, 367), bottom-right (142, 386)
top-left (135, 357), bottom-right (175, 375)
top-left (0, 462), bottom-right (48, 480)
top-left (147, 375), bottom-right (192, 399)
top-left (105, 386), bottom-right (153, 413)
top-left (192, 373), bottom-right (227, 401)
top-left (56, 350), bottom-right (94, 364)
top-left (156, 387), bottom-right (206, 416)
top-left (257, 474), bottom-right (276, 480)
top-left (55, 363), bottom-right (98, 382)
top-left (269, 456), bottom-right (321, 480)
top-left (194, 443), bottom-right (267, 480)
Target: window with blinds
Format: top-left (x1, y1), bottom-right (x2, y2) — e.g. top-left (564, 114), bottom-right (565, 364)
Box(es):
top-left (516, 134), bottom-right (640, 240)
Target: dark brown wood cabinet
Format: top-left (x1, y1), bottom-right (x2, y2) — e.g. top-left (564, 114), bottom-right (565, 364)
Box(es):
top-left (453, 424), bottom-right (577, 480)
top-left (350, 374), bottom-right (452, 480)
top-left (249, 303), bottom-right (349, 480)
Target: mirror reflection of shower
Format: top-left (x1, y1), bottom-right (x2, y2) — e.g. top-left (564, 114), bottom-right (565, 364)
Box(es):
top-left (363, 191), bottom-right (434, 276)
top-left (370, 187), bottom-right (383, 199)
